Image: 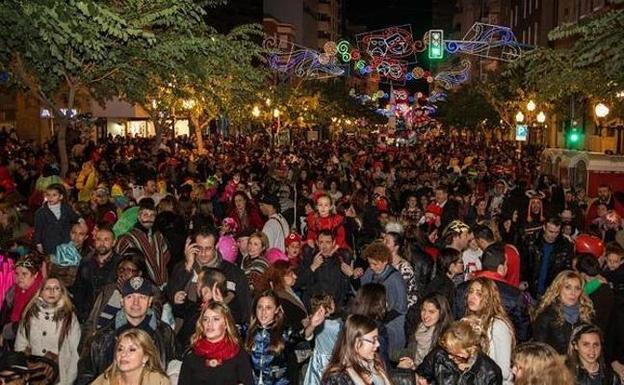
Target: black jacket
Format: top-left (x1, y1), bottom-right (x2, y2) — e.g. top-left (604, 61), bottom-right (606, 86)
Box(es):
top-left (75, 313), bottom-right (177, 385)
top-left (533, 304), bottom-right (584, 354)
top-left (297, 247), bottom-right (352, 311)
top-left (71, 252), bottom-right (121, 322)
top-left (409, 243), bottom-right (434, 298)
top-left (453, 275), bottom-right (531, 341)
top-left (179, 348), bottom-right (253, 385)
top-left (521, 232), bottom-right (573, 296)
top-left (167, 257), bottom-right (251, 325)
top-left (574, 365), bottom-right (622, 385)
top-left (33, 202), bottom-right (80, 254)
top-left (416, 347), bottom-right (502, 385)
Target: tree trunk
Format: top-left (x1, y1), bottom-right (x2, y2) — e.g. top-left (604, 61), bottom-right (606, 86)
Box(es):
top-left (153, 120), bottom-right (165, 154)
top-left (57, 118), bottom-right (69, 177)
top-left (190, 115), bottom-right (205, 154)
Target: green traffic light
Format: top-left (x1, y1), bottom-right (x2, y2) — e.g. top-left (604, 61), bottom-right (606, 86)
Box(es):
top-left (569, 132), bottom-right (579, 142)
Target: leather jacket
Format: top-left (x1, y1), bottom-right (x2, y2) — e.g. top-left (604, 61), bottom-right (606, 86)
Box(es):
top-left (416, 347), bottom-right (502, 385)
top-left (521, 232), bottom-right (573, 296)
top-left (75, 311), bottom-right (177, 385)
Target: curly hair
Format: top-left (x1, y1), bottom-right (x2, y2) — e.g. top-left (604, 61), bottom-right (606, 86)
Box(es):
top-left (531, 270), bottom-right (594, 325)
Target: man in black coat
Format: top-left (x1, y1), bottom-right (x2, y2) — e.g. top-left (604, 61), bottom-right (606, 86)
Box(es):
top-left (297, 229), bottom-right (353, 311)
top-left (521, 217), bottom-right (574, 297)
top-left (435, 184), bottom-right (461, 236)
top-left (452, 239), bottom-right (531, 342)
top-left (76, 277), bottom-right (177, 385)
top-left (167, 226), bottom-right (251, 325)
top-left (71, 226), bottom-right (121, 322)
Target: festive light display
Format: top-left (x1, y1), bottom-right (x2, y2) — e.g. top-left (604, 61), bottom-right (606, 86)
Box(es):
top-left (434, 59), bottom-right (472, 90)
top-left (263, 36), bottom-right (345, 80)
top-left (263, 22), bottom-right (529, 87)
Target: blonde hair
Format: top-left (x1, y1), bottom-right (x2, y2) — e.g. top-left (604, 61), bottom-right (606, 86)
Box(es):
top-left (513, 342), bottom-right (574, 385)
top-left (103, 329), bottom-right (166, 385)
top-left (532, 270), bottom-right (594, 325)
top-left (21, 277), bottom-right (75, 350)
top-left (190, 302), bottom-right (240, 347)
top-left (465, 277), bottom-right (516, 353)
top-left (439, 320), bottom-right (481, 357)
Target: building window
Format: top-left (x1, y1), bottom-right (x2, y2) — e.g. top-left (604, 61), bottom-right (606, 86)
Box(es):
top-left (529, 0), bottom-right (532, 14)
top-left (523, 0), bottom-right (527, 18)
top-left (522, 30), bottom-right (526, 43)
top-left (515, 5), bottom-right (519, 25)
top-left (534, 22), bottom-right (538, 45)
top-left (528, 25), bottom-right (531, 45)
top-left (535, 0), bottom-right (539, 10)
top-left (510, 8), bottom-right (514, 26)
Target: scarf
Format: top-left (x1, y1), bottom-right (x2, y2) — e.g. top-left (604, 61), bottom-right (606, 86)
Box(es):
top-left (562, 303), bottom-right (580, 325)
top-left (11, 273), bottom-right (43, 323)
top-left (193, 337), bottom-right (240, 367)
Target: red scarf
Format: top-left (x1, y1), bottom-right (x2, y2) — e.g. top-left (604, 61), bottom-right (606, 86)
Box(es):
top-left (193, 337), bottom-right (240, 367)
top-left (11, 273), bottom-right (43, 323)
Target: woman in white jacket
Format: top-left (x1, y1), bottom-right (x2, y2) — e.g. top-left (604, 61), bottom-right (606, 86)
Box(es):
top-left (15, 276), bottom-right (81, 385)
top-left (463, 277), bottom-right (515, 385)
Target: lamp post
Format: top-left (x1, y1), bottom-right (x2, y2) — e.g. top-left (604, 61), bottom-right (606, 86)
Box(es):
top-left (594, 103), bottom-right (609, 136)
top-left (536, 111), bottom-right (546, 145)
top-left (272, 108), bottom-right (280, 148)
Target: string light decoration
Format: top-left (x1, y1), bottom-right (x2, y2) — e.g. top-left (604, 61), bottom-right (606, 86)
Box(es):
top-left (434, 59), bottom-right (472, 89)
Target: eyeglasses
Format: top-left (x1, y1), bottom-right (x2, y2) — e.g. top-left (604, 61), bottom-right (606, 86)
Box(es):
top-left (445, 349), bottom-right (471, 364)
top-left (360, 336), bottom-right (380, 345)
top-left (43, 286), bottom-right (62, 292)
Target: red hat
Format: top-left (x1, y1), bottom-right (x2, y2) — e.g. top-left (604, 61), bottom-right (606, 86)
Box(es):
top-left (575, 234), bottom-right (605, 258)
top-left (285, 233), bottom-right (302, 247)
top-left (425, 202), bottom-right (442, 217)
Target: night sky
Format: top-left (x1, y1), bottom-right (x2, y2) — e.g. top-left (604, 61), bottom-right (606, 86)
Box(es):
top-left (345, 0), bottom-right (434, 36)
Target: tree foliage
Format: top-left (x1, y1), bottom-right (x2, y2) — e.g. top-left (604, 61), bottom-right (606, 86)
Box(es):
top-left (0, 0), bottom-right (264, 172)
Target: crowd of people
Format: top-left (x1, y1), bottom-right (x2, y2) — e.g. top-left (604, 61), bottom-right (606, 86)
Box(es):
top-left (0, 129), bottom-right (622, 385)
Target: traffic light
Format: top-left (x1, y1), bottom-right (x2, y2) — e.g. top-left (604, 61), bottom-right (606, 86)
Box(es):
top-left (566, 126), bottom-right (584, 150)
top-left (428, 30), bottom-right (444, 59)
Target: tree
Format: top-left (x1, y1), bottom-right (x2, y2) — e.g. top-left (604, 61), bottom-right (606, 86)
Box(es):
top-left (437, 85), bottom-right (501, 130)
top-left (0, 0), bottom-right (255, 174)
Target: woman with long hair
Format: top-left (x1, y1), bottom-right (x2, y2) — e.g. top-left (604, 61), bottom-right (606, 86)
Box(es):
top-left (257, 261), bottom-right (307, 329)
top-left (322, 314), bottom-right (393, 385)
top-left (15, 277), bottom-right (81, 385)
top-left (395, 293), bottom-right (452, 370)
top-left (416, 320), bottom-right (503, 385)
top-left (384, 231), bottom-right (419, 309)
top-left (245, 290), bottom-right (293, 385)
top-left (566, 323), bottom-right (622, 385)
top-left (228, 191), bottom-right (264, 232)
top-left (532, 270), bottom-right (594, 354)
top-left (350, 283), bottom-right (391, 365)
top-left (179, 302), bottom-right (252, 385)
top-left (464, 277), bottom-right (515, 385)
top-left (92, 328), bottom-right (170, 385)
top-left (512, 342), bottom-right (574, 385)
top-left (242, 232), bottom-right (270, 293)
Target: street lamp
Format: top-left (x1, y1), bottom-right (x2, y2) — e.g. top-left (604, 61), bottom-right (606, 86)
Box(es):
top-left (273, 108), bottom-right (280, 118)
top-left (265, 98), bottom-right (271, 107)
top-left (252, 105), bottom-right (260, 118)
top-left (536, 111), bottom-right (546, 123)
top-left (527, 100), bottom-right (536, 112)
top-left (515, 111), bottom-right (525, 123)
top-left (595, 103), bottom-right (610, 119)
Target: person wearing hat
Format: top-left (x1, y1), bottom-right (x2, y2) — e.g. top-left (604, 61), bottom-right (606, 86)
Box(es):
top-left (115, 198), bottom-right (170, 287)
top-left (91, 186), bottom-right (117, 225)
top-left (285, 232), bottom-right (303, 268)
top-left (258, 192), bottom-right (290, 253)
top-left (75, 276), bottom-right (176, 385)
